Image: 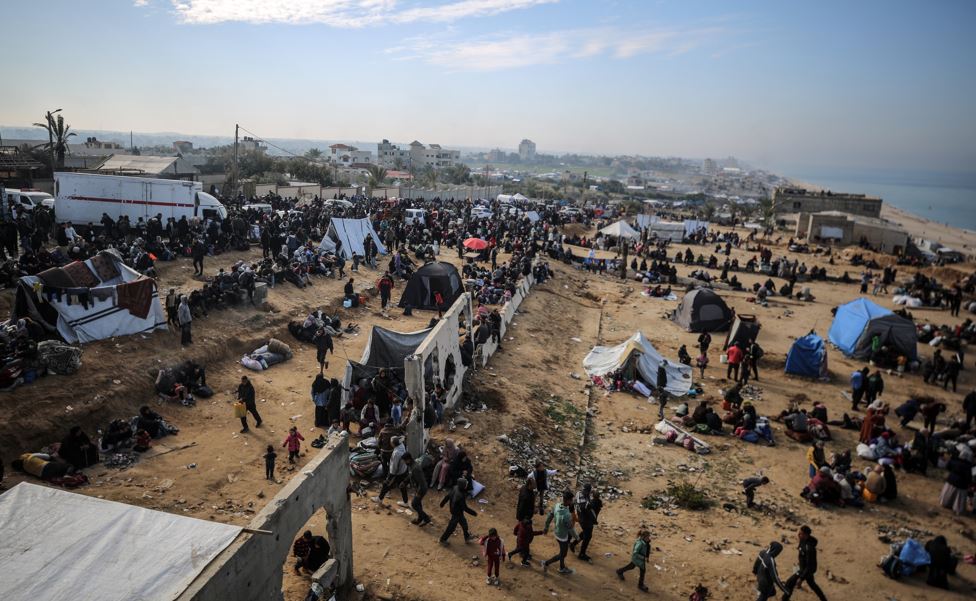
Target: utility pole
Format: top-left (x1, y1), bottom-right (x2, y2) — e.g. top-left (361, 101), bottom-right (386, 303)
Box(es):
top-left (234, 123), bottom-right (240, 198)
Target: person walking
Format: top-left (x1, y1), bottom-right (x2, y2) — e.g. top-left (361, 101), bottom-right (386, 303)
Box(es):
top-left (615, 530), bottom-right (651, 592)
top-left (656, 361), bottom-right (669, 419)
top-left (377, 436), bottom-right (410, 507)
top-left (698, 332), bottom-right (712, 355)
top-left (782, 526), bottom-right (828, 601)
top-left (532, 461), bottom-right (548, 515)
top-left (541, 491), bottom-right (574, 575)
top-left (282, 426), bottom-right (304, 463)
top-left (752, 541), bottom-right (788, 601)
top-left (237, 375), bottom-right (262, 432)
top-left (849, 367), bottom-right (868, 410)
top-left (508, 517), bottom-right (543, 566)
top-left (479, 528), bottom-right (505, 586)
top-left (165, 288), bottom-right (179, 327)
top-left (191, 237), bottom-right (206, 276)
top-left (178, 295), bottom-right (192, 346)
top-left (747, 340), bottom-right (763, 381)
top-left (378, 271), bottom-right (395, 317)
top-left (573, 485), bottom-right (602, 562)
top-left (405, 453), bottom-right (431, 526)
top-left (313, 327), bottom-right (333, 373)
top-left (516, 477), bottom-right (536, 522)
top-left (439, 478), bottom-right (477, 545)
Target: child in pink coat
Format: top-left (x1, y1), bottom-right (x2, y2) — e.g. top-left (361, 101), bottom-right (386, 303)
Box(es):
top-left (283, 427), bottom-right (305, 463)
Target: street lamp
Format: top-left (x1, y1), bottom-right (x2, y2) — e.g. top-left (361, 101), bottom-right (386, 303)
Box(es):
top-left (46, 108), bottom-right (62, 176)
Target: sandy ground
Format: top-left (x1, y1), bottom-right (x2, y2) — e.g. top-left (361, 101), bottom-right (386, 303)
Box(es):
top-left (882, 205), bottom-right (976, 254)
top-left (2, 228), bottom-right (975, 601)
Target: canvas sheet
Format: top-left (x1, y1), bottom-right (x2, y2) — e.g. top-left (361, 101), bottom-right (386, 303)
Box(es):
top-left (599, 220), bottom-right (640, 239)
top-left (319, 217), bottom-right (387, 260)
top-left (361, 326), bottom-right (432, 367)
top-left (635, 214), bottom-right (659, 229)
top-left (583, 331), bottom-right (692, 396)
top-left (646, 221), bottom-right (685, 242)
top-left (684, 220), bottom-right (710, 236)
top-left (0, 483), bottom-right (241, 601)
top-left (18, 253), bottom-right (166, 344)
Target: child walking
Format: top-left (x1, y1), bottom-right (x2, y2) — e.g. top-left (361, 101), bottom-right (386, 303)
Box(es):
top-left (479, 527), bottom-right (505, 586)
top-left (697, 352), bottom-right (709, 379)
top-left (283, 427), bottom-right (305, 463)
top-left (508, 517), bottom-right (544, 567)
top-left (264, 444), bottom-right (277, 481)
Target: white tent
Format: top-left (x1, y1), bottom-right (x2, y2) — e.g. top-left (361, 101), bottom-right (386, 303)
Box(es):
top-left (524, 210), bottom-right (541, 223)
top-left (599, 220), bottom-right (640, 239)
top-left (0, 483), bottom-right (242, 601)
top-left (496, 193), bottom-right (528, 203)
top-left (635, 214), bottom-right (659, 229)
top-left (13, 250), bottom-right (167, 344)
top-left (583, 332), bottom-right (692, 396)
top-left (684, 219), bottom-right (710, 236)
top-left (319, 217), bottom-right (387, 259)
top-left (646, 221), bottom-right (685, 242)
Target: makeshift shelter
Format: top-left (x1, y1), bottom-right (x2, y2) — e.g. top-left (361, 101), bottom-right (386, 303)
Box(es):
top-left (599, 220), bottom-right (640, 240)
top-left (671, 288), bottom-right (734, 332)
top-left (724, 314), bottom-right (761, 349)
top-left (12, 249), bottom-right (167, 344)
top-left (524, 210), bottom-right (541, 223)
top-left (828, 298), bottom-right (918, 360)
top-left (785, 332), bottom-right (829, 378)
top-left (319, 217), bottom-right (387, 260)
top-left (344, 325), bottom-right (432, 389)
top-left (646, 221), bottom-right (685, 242)
top-left (582, 332), bottom-right (692, 397)
top-left (398, 261), bottom-right (464, 310)
top-left (0, 483), bottom-right (241, 601)
top-left (683, 220), bottom-right (710, 237)
top-left (635, 214), bottom-right (658, 229)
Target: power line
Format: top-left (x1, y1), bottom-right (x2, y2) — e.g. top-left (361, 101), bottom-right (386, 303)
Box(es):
top-left (236, 125), bottom-right (332, 166)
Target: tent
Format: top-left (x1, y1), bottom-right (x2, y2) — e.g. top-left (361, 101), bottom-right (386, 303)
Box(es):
top-left (345, 325), bottom-right (432, 388)
top-left (828, 298), bottom-right (918, 360)
top-left (12, 249), bottom-right (167, 343)
top-left (684, 220), bottom-right (710, 237)
top-left (671, 288), bottom-right (734, 332)
top-left (496, 193), bottom-right (528, 203)
top-left (583, 332), bottom-right (692, 396)
top-left (398, 261), bottom-right (464, 310)
top-left (319, 217), bottom-right (387, 259)
top-left (635, 214), bottom-right (658, 229)
top-left (646, 221), bottom-right (685, 242)
top-left (599, 220), bottom-right (640, 240)
top-left (0, 483), bottom-right (241, 601)
top-left (524, 210), bottom-right (541, 223)
top-left (785, 332), bottom-right (828, 378)
top-left (724, 314), bottom-right (761, 350)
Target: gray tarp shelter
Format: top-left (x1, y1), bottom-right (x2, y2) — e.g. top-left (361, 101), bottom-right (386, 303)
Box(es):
top-left (344, 325), bottom-right (432, 389)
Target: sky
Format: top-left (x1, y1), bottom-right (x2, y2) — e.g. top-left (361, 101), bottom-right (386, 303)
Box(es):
top-left (2, 0), bottom-right (975, 173)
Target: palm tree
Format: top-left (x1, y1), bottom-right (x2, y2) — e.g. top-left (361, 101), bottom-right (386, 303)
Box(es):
top-left (420, 165), bottom-right (437, 190)
top-left (305, 147), bottom-right (324, 160)
top-left (366, 165), bottom-right (387, 189)
top-left (33, 112), bottom-right (76, 168)
top-left (441, 164), bottom-right (471, 185)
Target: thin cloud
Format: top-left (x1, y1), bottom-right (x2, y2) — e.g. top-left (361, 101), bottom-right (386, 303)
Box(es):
top-left (389, 26), bottom-right (725, 71)
top-left (152, 0), bottom-right (555, 27)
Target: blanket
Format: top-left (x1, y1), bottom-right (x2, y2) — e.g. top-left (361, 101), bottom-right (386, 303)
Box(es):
top-left (35, 266), bottom-right (77, 289)
top-left (63, 261), bottom-right (100, 288)
top-left (90, 252), bottom-right (121, 282)
top-left (116, 278), bottom-right (155, 319)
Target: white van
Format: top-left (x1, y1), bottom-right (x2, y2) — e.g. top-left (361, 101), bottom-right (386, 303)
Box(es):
top-left (5, 188), bottom-right (55, 212)
top-left (405, 208), bottom-right (427, 225)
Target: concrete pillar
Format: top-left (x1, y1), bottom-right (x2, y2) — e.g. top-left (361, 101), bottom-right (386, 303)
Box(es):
top-left (404, 354), bottom-right (425, 459)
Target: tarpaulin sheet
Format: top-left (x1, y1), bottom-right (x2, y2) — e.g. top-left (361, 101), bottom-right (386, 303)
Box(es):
top-left (582, 331), bottom-right (692, 396)
top-left (599, 220), bottom-right (640, 239)
top-left (684, 220), bottom-right (710, 236)
top-left (0, 483), bottom-right (241, 601)
top-left (319, 217), bottom-right (387, 260)
top-left (635, 214), bottom-right (659, 229)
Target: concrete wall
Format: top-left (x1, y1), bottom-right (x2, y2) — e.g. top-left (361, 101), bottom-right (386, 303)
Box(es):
top-left (477, 270), bottom-right (537, 367)
top-left (178, 434), bottom-right (353, 601)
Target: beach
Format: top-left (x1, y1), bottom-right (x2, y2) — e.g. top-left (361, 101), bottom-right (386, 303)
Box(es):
top-left (881, 204), bottom-right (976, 254)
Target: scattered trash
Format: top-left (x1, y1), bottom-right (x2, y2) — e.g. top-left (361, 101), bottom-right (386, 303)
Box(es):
top-left (187, 463), bottom-right (197, 469)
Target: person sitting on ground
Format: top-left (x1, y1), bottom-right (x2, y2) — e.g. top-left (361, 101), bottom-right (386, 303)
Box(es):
top-left (723, 382), bottom-right (744, 408)
top-left (58, 426), bottom-right (99, 470)
top-left (136, 405), bottom-right (166, 438)
top-left (100, 419), bottom-right (133, 451)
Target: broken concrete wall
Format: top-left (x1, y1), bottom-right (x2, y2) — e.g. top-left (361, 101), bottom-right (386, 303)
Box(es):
top-left (178, 434), bottom-right (353, 601)
top-left (477, 271), bottom-right (536, 366)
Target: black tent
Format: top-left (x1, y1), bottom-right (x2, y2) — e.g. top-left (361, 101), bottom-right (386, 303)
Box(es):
top-left (397, 261), bottom-right (464, 310)
top-left (671, 288), bottom-right (734, 332)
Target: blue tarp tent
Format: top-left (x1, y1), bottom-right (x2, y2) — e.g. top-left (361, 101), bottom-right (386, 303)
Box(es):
top-left (785, 333), bottom-right (828, 378)
top-left (828, 298), bottom-right (917, 360)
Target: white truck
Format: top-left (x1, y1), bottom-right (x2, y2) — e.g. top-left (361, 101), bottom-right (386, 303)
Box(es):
top-left (53, 172), bottom-right (227, 225)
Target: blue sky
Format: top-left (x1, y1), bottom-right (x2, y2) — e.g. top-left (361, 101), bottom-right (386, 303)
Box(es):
top-left (2, 0), bottom-right (975, 173)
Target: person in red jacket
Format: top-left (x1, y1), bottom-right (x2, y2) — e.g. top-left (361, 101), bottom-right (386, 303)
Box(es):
top-left (726, 342), bottom-right (744, 381)
top-left (508, 517), bottom-right (544, 567)
top-left (377, 272), bottom-right (395, 316)
top-left (479, 527), bottom-right (506, 585)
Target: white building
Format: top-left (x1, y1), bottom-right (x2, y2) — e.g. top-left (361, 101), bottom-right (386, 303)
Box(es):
top-left (377, 139), bottom-right (459, 169)
top-left (518, 138), bottom-right (536, 161)
top-left (328, 143), bottom-right (373, 166)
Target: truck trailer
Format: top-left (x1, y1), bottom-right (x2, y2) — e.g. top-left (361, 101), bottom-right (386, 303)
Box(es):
top-left (53, 172), bottom-right (227, 225)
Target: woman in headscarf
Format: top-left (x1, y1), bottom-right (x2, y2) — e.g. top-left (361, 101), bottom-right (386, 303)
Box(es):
top-left (59, 426), bottom-right (99, 469)
top-left (327, 378), bottom-right (343, 425)
top-left (430, 438), bottom-right (457, 491)
top-left (939, 450), bottom-right (973, 515)
top-left (924, 535), bottom-right (951, 589)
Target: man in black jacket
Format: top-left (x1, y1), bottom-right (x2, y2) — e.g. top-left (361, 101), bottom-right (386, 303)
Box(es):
top-left (438, 478), bottom-right (477, 545)
top-left (782, 526), bottom-right (828, 601)
top-left (657, 361), bottom-right (669, 419)
top-left (237, 375), bottom-right (262, 432)
top-left (752, 541), bottom-right (788, 601)
top-left (572, 484), bottom-right (602, 562)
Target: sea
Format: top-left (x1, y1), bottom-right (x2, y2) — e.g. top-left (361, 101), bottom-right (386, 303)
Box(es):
top-left (784, 167), bottom-right (976, 232)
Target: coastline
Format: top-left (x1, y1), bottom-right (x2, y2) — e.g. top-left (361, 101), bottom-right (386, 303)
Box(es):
top-left (787, 177), bottom-right (976, 255)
